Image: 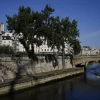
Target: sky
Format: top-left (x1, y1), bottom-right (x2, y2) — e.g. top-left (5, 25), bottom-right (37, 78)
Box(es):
top-left (0, 0), bottom-right (100, 48)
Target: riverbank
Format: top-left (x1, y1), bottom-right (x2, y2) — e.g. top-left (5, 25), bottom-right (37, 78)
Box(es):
top-left (0, 68), bottom-right (84, 95)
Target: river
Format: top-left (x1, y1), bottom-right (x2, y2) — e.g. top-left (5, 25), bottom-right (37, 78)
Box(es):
top-left (0, 62), bottom-right (100, 100)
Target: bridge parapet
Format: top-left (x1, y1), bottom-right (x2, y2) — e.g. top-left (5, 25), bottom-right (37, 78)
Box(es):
top-left (74, 56), bottom-right (100, 65)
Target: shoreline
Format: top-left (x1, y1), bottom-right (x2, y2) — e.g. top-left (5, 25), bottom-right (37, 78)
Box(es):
top-left (0, 68), bottom-right (84, 96)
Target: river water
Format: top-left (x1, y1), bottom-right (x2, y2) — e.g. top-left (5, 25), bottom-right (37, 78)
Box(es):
top-left (0, 62), bottom-right (100, 100)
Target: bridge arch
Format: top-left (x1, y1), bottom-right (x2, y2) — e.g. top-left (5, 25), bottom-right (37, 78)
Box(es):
top-left (74, 56), bottom-right (100, 67)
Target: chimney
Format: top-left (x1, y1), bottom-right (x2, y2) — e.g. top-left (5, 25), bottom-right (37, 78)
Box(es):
top-left (0, 23), bottom-right (4, 33)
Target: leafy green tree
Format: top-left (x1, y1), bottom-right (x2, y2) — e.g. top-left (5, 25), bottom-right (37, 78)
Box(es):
top-left (6, 5), bottom-right (55, 73)
top-left (68, 20), bottom-right (81, 55)
top-left (6, 4), bottom-right (81, 71)
top-left (0, 45), bottom-right (13, 54)
top-left (70, 39), bottom-right (81, 55)
top-left (46, 17), bottom-right (80, 68)
top-left (46, 16), bottom-right (67, 68)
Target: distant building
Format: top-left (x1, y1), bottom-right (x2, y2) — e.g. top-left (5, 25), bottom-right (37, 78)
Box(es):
top-left (12, 37), bottom-right (25, 52)
top-left (1, 32), bottom-right (12, 47)
top-left (37, 40), bottom-right (73, 54)
top-left (37, 41), bottom-right (54, 54)
top-left (0, 23), bottom-right (4, 45)
top-left (90, 48), bottom-right (100, 55)
top-left (0, 23), bottom-right (4, 32)
top-left (81, 46), bottom-right (100, 56)
top-left (1, 23), bottom-right (100, 56)
top-left (0, 23), bottom-right (12, 46)
top-left (81, 46), bottom-right (91, 55)
top-left (0, 23), bottom-right (74, 54)
top-left (0, 23), bottom-right (25, 52)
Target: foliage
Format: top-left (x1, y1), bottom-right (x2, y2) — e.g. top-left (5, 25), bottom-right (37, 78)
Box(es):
top-left (70, 39), bottom-right (81, 55)
top-left (45, 16), bottom-right (80, 67)
top-left (6, 5), bottom-right (55, 59)
top-left (15, 51), bottom-right (27, 56)
top-left (6, 4), bottom-right (81, 69)
top-left (0, 45), bottom-right (13, 54)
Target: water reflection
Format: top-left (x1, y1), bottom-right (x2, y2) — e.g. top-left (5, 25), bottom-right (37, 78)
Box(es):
top-left (0, 63), bottom-right (100, 100)
top-left (86, 62), bottom-right (100, 81)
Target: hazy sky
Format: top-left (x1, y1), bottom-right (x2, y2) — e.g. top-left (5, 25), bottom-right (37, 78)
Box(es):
top-left (0, 0), bottom-right (100, 48)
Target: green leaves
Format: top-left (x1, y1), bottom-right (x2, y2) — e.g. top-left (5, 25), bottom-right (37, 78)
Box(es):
top-left (0, 45), bottom-right (13, 54)
top-left (6, 4), bottom-right (81, 58)
top-left (70, 39), bottom-right (81, 55)
top-left (47, 16), bottom-right (80, 54)
top-left (42, 4), bottom-right (55, 19)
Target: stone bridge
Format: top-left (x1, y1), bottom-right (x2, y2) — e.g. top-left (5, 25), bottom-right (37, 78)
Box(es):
top-left (0, 56), bottom-right (100, 80)
top-left (73, 56), bottom-right (100, 65)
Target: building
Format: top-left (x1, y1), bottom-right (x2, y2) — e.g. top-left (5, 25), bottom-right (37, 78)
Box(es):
top-left (12, 38), bottom-right (25, 52)
top-left (0, 23), bottom-right (74, 54)
top-left (81, 46), bottom-right (91, 55)
top-left (90, 48), bottom-right (100, 55)
top-left (81, 46), bottom-right (100, 56)
top-left (0, 23), bottom-right (25, 52)
top-left (0, 23), bottom-right (4, 45)
top-left (1, 32), bottom-right (12, 47)
top-left (0, 23), bottom-right (4, 32)
top-left (37, 41), bottom-right (54, 54)
top-left (0, 23), bottom-right (12, 47)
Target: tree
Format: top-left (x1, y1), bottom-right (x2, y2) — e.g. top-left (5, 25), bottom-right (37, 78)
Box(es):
top-left (47, 16), bottom-right (68, 68)
top-left (6, 5), bottom-right (55, 74)
top-left (46, 17), bottom-right (80, 68)
top-left (69, 20), bottom-right (81, 55)
top-left (6, 4), bottom-right (81, 71)
top-left (70, 39), bottom-right (81, 55)
top-left (0, 45), bottom-right (13, 54)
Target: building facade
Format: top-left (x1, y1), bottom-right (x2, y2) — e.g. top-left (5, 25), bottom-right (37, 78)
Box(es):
top-left (0, 23), bottom-right (76, 55)
top-left (1, 32), bottom-right (12, 47)
top-left (81, 46), bottom-right (100, 56)
top-left (81, 46), bottom-right (91, 55)
top-left (0, 23), bottom-right (4, 45)
top-left (90, 48), bottom-right (100, 55)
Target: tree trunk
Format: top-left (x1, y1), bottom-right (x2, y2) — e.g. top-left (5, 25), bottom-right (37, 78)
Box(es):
top-left (19, 39), bottom-right (36, 74)
top-left (62, 48), bottom-right (65, 69)
top-left (30, 59), bottom-right (35, 74)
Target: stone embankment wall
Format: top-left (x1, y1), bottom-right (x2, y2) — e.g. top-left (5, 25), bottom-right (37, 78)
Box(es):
top-left (0, 68), bottom-right (84, 95)
top-left (0, 56), bottom-right (73, 80)
top-left (0, 57), bottom-right (84, 95)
